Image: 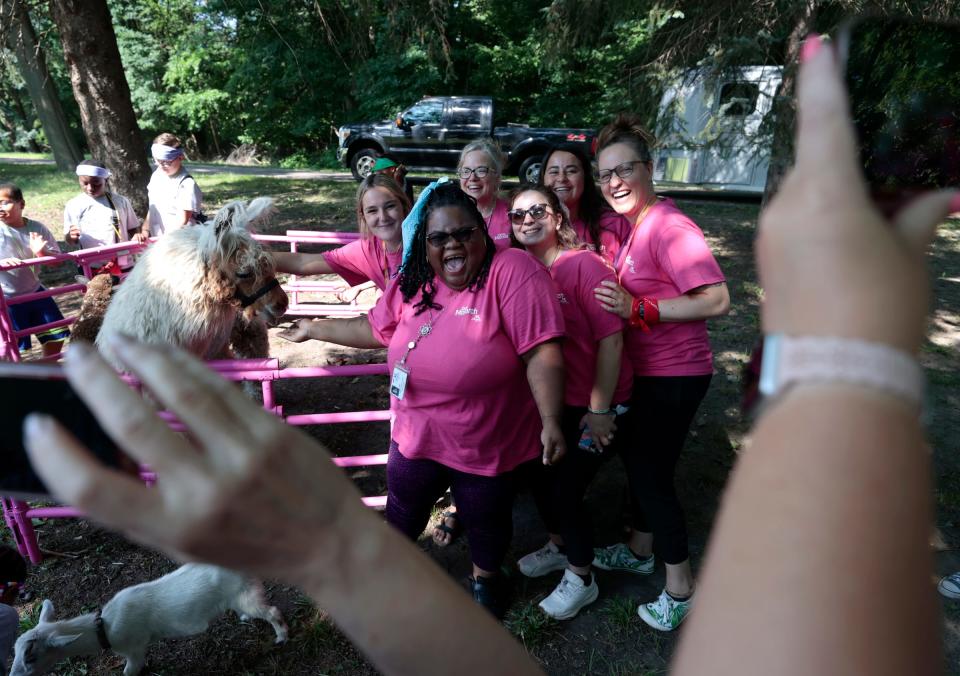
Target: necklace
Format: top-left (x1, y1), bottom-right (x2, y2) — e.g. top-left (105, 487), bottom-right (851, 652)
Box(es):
top-left (545, 246), bottom-right (563, 270)
top-left (398, 308), bottom-right (443, 368)
top-left (613, 195), bottom-right (660, 276)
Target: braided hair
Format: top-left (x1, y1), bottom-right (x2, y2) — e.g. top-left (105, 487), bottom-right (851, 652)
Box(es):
top-left (398, 182), bottom-right (496, 315)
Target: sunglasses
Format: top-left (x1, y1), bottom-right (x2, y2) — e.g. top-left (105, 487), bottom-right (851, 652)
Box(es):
top-left (458, 166), bottom-right (490, 179)
top-left (426, 226), bottom-right (480, 248)
top-left (507, 203), bottom-right (553, 226)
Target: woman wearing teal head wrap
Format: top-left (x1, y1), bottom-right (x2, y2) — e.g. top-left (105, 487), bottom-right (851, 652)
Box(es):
top-left (281, 182), bottom-right (567, 619)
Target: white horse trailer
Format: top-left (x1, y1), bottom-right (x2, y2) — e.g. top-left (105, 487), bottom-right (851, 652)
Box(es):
top-left (653, 66), bottom-right (783, 195)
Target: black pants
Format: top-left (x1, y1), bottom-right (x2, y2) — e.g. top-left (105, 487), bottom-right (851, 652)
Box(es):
top-left (620, 374), bottom-right (711, 564)
top-left (529, 404), bottom-right (624, 568)
top-left (529, 375), bottom-right (710, 567)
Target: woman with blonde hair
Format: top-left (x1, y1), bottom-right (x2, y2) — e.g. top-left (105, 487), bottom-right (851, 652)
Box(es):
top-left (272, 174), bottom-right (411, 290)
top-left (458, 139), bottom-right (512, 249)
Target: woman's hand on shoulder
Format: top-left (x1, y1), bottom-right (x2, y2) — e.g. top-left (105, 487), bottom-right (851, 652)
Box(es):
top-left (594, 279), bottom-right (633, 319)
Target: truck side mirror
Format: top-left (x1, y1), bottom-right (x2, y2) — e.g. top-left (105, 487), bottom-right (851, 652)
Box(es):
top-left (396, 116), bottom-right (405, 129)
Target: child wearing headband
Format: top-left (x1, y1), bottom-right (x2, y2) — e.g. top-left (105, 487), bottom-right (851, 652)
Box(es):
top-left (0, 182), bottom-right (69, 357)
top-left (65, 160), bottom-right (141, 272)
top-left (139, 132), bottom-right (203, 238)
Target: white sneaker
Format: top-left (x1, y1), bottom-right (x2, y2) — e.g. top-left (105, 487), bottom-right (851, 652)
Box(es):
top-left (517, 541), bottom-right (568, 578)
top-left (939, 572), bottom-right (960, 599)
top-left (637, 589), bottom-right (693, 632)
top-left (538, 569), bottom-right (599, 620)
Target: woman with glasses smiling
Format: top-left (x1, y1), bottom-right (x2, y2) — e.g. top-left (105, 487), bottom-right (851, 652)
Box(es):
top-left (591, 114), bottom-right (730, 632)
top-left (538, 143), bottom-right (631, 264)
top-left (508, 183), bottom-right (633, 621)
top-left (140, 132), bottom-right (203, 239)
top-left (457, 139), bottom-right (512, 249)
top-left (280, 181), bottom-right (566, 618)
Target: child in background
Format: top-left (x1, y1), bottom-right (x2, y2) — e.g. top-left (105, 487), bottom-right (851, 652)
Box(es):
top-left (64, 160), bottom-right (141, 274)
top-left (140, 133), bottom-right (203, 238)
top-left (373, 154), bottom-right (415, 204)
top-left (0, 182), bottom-right (69, 357)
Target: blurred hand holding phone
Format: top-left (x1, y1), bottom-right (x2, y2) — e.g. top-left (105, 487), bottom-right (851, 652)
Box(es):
top-left (0, 362), bottom-right (138, 500)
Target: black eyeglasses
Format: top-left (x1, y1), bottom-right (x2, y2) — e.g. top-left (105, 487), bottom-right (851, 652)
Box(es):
top-left (425, 226), bottom-right (480, 248)
top-left (458, 166), bottom-right (491, 179)
top-left (507, 203), bottom-right (553, 226)
top-left (596, 160), bottom-right (646, 184)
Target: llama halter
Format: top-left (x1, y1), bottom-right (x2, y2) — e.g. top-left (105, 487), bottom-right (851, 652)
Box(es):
top-left (234, 277), bottom-right (281, 308)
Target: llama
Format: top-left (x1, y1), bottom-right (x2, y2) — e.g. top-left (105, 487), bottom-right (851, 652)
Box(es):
top-left (10, 563), bottom-right (288, 676)
top-left (74, 197), bottom-right (288, 364)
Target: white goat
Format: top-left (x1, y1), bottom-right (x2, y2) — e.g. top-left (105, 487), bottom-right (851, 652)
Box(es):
top-left (10, 564), bottom-right (287, 676)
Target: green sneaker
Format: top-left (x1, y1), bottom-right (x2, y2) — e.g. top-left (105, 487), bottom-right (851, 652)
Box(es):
top-left (591, 543), bottom-right (654, 574)
top-left (637, 589), bottom-right (692, 631)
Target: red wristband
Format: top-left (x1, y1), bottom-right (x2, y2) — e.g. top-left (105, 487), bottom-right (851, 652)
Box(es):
top-left (642, 297), bottom-right (660, 325)
top-left (629, 297), bottom-right (650, 331)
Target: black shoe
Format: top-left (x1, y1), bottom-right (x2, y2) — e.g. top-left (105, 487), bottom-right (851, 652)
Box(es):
top-left (470, 574), bottom-right (508, 620)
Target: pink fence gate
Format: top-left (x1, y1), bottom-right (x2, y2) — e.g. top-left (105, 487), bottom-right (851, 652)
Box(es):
top-left (1, 233), bottom-right (391, 564)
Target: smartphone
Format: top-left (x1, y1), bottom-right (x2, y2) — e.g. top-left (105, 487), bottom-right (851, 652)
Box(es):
top-left (0, 363), bottom-right (135, 500)
top-left (839, 17), bottom-right (960, 214)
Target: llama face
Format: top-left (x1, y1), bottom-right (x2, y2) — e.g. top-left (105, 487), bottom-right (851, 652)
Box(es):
top-left (231, 242), bottom-right (288, 325)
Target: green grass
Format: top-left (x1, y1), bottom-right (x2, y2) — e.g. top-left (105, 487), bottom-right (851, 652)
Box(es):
top-left (504, 600), bottom-right (559, 650)
top-left (0, 152), bottom-right (52, 160)
top-left (599, 596), bottom-right (638, 631)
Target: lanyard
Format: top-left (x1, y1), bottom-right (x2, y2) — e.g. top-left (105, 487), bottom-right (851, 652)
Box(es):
top-left (103, 192), bottom-right (123, 241)
top-left (613, 197), bottom-right (659, 283)
top-left (397, 307), bottom-right (443, 368)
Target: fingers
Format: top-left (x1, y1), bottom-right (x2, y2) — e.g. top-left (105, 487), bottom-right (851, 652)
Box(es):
top-left (106, 338), bottom-right (277, 472)
top-left (63, 342), bottom-right (199, 472)
top-left (794, 35), bottom-right (864, 189)
top-left (892, 190), bottom-right (960, 256)
top-left (23, 413), bottom-right (162, 532)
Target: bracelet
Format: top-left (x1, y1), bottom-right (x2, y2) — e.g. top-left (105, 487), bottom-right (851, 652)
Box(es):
top-left (587, 407), bottom-right (615, 416)
top-left (758, 334), bottom-right (924, 411)
top-left (629, 297), bottom-right (649, 331)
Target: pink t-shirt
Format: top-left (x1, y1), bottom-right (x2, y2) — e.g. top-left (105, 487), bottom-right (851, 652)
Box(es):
top-left (321, 237), bottom-right (402, 290)
top-left (548, 249), bottom-right (632, 407)
top-left (571, 210), bottom-right (631, 265)
top-left (368, 248), bottom-right (565, 476)
top-left (614, 198), bottom-right (725, 377)
top-left (486, 199), bottom-right (512, 250)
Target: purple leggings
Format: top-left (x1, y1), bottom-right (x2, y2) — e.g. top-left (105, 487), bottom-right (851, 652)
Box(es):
top-left (386, 441), bottom-right (531, 573)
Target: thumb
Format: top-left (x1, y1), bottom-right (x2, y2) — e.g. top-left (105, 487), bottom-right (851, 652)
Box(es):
top-left (892, 190), bottom-right (960, 255)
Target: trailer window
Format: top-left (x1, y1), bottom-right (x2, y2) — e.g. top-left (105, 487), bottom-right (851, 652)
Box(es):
top-left (404, 100), bottom-right (443, 125)
top-left (718, 82), bottom-right (760, 117)
top-left (448, 100), bottom-right (483, 126)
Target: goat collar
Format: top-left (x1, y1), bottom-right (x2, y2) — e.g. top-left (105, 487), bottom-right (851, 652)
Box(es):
top-left (235, 277), bottom-right (280, 309)
top-left (94, 610), bottom-right (111, 651)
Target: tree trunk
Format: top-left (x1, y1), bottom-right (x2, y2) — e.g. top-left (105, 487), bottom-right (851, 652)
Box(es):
top-left (0, 0), bottom-right (82, 169)
top-left (761, 0), bottom-right (817, 208)
top-left (48, 0), bottom-right (151, 216)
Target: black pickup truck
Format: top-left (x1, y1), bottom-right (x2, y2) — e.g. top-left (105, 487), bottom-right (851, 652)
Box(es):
top-left (336, 96), bottom-right (595, 183)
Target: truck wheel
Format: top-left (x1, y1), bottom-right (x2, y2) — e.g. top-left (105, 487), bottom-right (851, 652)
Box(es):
top-left (351, 149), bottom-right (379, 181)
top-left (517, 155), bottom-right (542, 184)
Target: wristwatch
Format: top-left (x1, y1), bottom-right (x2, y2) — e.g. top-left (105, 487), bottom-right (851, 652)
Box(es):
top-left (756, 333), bottom-right (924, 413)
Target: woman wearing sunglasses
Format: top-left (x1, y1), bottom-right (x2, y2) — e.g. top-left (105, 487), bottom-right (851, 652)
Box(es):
top-left (281, 182), bottom-right (566, 618)
top-left (457, 139), bottom-right (513, 249)
top-left (270, 174), bottom-right (411, 292)
top-left (508, 184), bottom-right (633, 620)
top-left (538, 143), bottom-right (631, 264)
top-left (591, 114), bottom-right (730, 632)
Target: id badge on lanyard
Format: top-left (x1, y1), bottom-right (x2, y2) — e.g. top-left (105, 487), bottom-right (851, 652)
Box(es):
top-left (390, 363), bottom-right (410, 400)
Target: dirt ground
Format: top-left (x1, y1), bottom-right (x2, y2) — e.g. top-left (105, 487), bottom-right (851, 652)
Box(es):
top-left (5, 194), bottom-right (960, 675)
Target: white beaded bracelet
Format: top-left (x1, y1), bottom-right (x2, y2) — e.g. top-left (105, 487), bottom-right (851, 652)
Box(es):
top-left (759, 334), bottom-right (924, 410)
